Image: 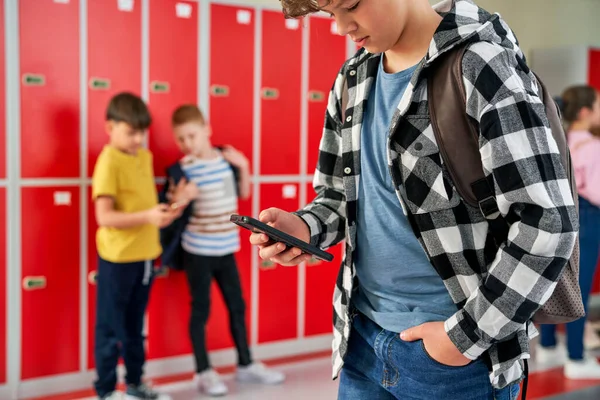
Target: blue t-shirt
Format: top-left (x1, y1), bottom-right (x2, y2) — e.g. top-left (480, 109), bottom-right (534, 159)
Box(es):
top-left (353, 56), bottom-right (457, 333)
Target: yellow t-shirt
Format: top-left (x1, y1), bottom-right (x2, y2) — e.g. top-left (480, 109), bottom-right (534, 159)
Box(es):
top-left (92, 145), bottom-right (162, 263)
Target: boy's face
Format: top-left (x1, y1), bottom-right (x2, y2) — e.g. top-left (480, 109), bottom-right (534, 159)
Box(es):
top-left (105, 121), bottom-right (145, 155)
top-left (320, 0), bottom-right (409, 54)
top-left (173, 121), bottom-right (211, 157)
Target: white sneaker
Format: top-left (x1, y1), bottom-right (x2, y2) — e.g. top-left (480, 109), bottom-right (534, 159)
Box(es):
top-left (565, 357), bottom-right (600, 379)
top-left (236, 362), bottom-right (285, 385)
top-left (195, 369), bottom-right (228, 397)
top-left (535, 344), bottom-right (567, 368)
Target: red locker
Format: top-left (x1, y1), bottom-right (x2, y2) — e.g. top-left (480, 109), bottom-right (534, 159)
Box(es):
top-left (146, 0), bottom-right (198, 359)
top-left (21, 187), bottom-right (80, 379)
top-left (590, 49), bottom-right (600, 91)
top-left (303, 183), bottom-right (343, 336)
top-left (148, 0), bottom-right (198, 177)
top-left (210, 5), bottom-right (255, 168)
top-left (0, 1), bottom-right (5, 179)
top-left (205, 193), bottom-right (253, 351)
top-left (307, 17), bottom-right (347, 174)
top-left (88, 0), bottom-right (142, 176)
top-left (0, 189), bottom-right (5, 384)
top-left (19, 0), bottom-right (79, 178)
top-left (258, 183), bottom-right (299, 343)
top-left (260, 11), bottom-right (302, 175)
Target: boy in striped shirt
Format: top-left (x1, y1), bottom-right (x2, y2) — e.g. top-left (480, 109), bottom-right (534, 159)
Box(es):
top-left (161, 105), bottom-right (285, 397)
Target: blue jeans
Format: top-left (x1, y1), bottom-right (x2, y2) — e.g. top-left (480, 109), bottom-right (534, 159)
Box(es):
top-left (338, 312), bottom-right (521, 400)
top-left (540, 197), bottom-right (600, 360)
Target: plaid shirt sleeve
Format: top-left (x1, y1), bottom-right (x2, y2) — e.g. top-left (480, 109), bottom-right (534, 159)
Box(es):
top-left (444, 41), bottom-right (579, 359)
top-left (294, 69), bottom-right (348, 249)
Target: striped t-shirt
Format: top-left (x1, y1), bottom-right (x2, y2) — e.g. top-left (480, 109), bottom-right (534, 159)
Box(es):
top-left (180, 153), bottom-right (240, 257)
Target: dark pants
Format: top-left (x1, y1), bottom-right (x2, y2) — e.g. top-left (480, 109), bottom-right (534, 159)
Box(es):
top-left (94, 257), bottom-right (154, 397)
top-left (540, 197), bottom-right (600, 360)
top-left (183, 251), bottom-right (252, 372)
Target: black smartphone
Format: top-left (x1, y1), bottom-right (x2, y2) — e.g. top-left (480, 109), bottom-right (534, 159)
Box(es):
top-left (230, 214), bottom-right (334, 262)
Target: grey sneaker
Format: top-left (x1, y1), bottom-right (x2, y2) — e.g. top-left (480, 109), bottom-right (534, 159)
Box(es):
top-left (100, 392), bottom-right (122, 400)
top-left (124, 383), bottom-right (171, 400)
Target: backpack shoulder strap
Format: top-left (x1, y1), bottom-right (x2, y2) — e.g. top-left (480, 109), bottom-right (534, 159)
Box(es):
top-left (428, 45), bottom-right (485, 208)
top-left (428, 44), bottom-right (508, 242)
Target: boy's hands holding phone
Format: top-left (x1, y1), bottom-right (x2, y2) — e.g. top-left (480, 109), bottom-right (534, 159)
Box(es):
top-left (146, 204), bottom-right (179, 228)
top-left (249, 208), bottom-right (312, 266)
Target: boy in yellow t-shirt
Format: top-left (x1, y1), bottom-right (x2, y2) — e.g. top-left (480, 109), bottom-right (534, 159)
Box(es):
top-left (92, 92), bottom-right (189, 400)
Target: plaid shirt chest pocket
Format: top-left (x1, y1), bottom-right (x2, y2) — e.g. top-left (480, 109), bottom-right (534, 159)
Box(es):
top-left (397, 115), bottom-right (461, 214)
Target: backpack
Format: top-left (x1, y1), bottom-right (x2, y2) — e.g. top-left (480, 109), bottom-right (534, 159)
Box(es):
top-left (341, 44), bottom-right (584, 325)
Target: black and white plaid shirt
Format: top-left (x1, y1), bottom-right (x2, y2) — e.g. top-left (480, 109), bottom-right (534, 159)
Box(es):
top-left (296, 0), bottom-right (578, 389)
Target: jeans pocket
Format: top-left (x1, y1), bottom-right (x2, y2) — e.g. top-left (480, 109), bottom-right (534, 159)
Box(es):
top-left (419, 340), bottom-right (474, 370)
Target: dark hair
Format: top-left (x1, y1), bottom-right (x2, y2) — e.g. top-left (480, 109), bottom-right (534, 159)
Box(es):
top-left (171, 104), bottom-right (205, 127)
top-left (106, 92), bottom-right (152, 130)
top-left (280, 0), bottom-right (329, 18)
top-left (560, 85), bottom-right (598, 123)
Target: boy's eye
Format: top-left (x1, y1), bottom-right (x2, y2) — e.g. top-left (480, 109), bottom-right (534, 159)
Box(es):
top-left (347, 0), bottom-right (360, 11)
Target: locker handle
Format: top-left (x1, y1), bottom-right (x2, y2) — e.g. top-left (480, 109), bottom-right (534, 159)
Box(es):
top-left (22, 73), bottom-right (46, 86)
top-left (308, 90), bottom-right (325, 102)
top-left (150, 81), bottom-right (170, 93)
top-left (23, 276), bottom-right (47, 291)
top-left (88, 271), bottom-right (98, 285)
top-left (260, 260), bottom-right (276, 270)
top-left (210, 85), bottom-right (230, 97)
top-left (261, 88), bottom-right (279, 100)
top-left (307, 256), bottom-right (322, 266)
top-left (89, 77), bottom-right (111, 90)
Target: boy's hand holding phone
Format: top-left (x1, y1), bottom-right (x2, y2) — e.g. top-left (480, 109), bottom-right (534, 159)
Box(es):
top-left (147, 204), bottom-right (178, 228)
top-left (248, 208), bottom-right (312, 266)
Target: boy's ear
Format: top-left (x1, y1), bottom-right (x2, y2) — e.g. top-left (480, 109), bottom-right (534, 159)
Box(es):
top-left (205, 124), bottom-right (213, 138)
top-left (105, 120), bottom-right (113, 135)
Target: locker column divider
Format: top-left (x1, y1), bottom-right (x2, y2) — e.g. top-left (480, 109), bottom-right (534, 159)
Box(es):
top-left (251, 6), bottom-right (262, 348)
top-left (141, 0), bottom-right (150, 357)
top-left (79, 0), bottom-right (89, 373)
top-left (297, 17), bottom-right (310, 340)
top-left (5, 0), bottom-right (20, 397)
top-left (199, 0), bottom-right (209, 116)
top-left (141, 0), bottom-right (149, 104)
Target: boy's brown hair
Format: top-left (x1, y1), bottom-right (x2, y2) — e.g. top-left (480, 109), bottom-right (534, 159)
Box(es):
top-left (106, 92), bottom-right (152, 130)
top-left (171, 104), bottom-right (206, 127)
top-left (280, 0), bottom-right (326, 18)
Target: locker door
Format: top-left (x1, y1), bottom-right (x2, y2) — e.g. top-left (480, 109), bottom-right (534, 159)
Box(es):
top-left (19, 0), bottom-right (79, 178)
top-left (0, 1), bottom-right (5, 179)
top-left (210, 5), bottom-right (254, 169)
top-left (260, 11), bottom-right (302, 175)
top-left (258, 183), bottom-right (299, 343)
top-left (88, 0), bottom-right (142, 176)
top-left (146, 0), bottom-right (198, 359)
top-left (0, 189), bottom-right (5, 384)
top-left (21, 187), bottom-right (80, 379)
top-left (589, 49), bottom-right (600, 91)
top-left (206, 192), bottom-right (253, 351)
top-left (303, 183), bottom-right (343, 336)
top-left (148, 0), bottom-right (198, 177)
top-left (307, 18), bottom-right (347, 175)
